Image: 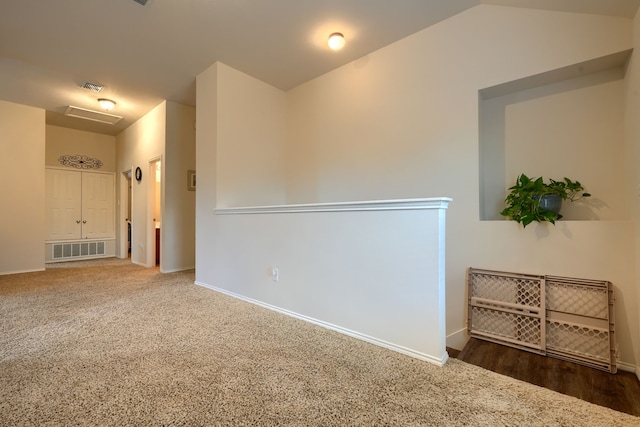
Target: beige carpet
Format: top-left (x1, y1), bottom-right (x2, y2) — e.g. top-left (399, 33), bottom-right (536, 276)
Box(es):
top-left (1, 259), bottom-right (638, 426)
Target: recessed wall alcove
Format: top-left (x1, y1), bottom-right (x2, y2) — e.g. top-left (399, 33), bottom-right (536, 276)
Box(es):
top-left (479, 49), bottom-right (633, 221)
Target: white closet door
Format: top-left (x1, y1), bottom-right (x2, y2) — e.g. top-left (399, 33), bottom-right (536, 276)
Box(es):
top-left (45, 169), bottom-right (82, 240)
top-left (81, 172), bottom-right (115, 239)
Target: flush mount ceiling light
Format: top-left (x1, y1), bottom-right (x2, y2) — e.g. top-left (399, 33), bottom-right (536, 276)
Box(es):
top-left (98, 98), bottom-right (116, 111)
top-left (65, 106), bottom-right (123, 125)
top-left (328, 32), bottom-right (345, 50)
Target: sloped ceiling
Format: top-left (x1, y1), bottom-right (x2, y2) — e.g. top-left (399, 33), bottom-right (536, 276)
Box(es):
top-left (0, 0), bottom-right (637, 135)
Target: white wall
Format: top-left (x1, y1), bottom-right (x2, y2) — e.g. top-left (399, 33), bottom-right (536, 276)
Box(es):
top-left (196, 6), bottom-right (639, 368)
top-left (195, 63), bottom-right (451, 364)
top-left (283, 5), bottom-right (637, 365)
top-left (285, 6), bottom-right (631, 207)
top-left (116, 101), bottom-right (196, 271)
top-left (480, 69), bottom-right (628, 221)
top-left (625, 9), bottom-right (640, 375)
top-left (46, 125), bottom-right (116, 172)
top-left (164, 101), bottom-right (196, 272)
top-left (116, 102), bottom-right (166, 266)
top-left (505, 77), bottom-right (627, 220)
top-left (195, 64), bottom-right (219, 275)
top-left (196, 62), bottom-right (287, 276)
top-left (216, 62), bottom-right (287, 208)
top-left (198, 200), bottom-right (450, 365)
top-left (0, 100), bottom-right (45, 274)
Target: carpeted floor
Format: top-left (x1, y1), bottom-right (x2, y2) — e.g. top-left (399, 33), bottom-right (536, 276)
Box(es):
top-left (1, 258), bottom-right (638, 426)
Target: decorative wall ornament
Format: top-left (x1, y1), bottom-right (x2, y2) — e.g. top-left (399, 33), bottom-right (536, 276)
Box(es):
top-left (58, 155), bottom-right (103, 169)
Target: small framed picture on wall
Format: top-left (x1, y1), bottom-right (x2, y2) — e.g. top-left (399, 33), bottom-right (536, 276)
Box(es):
top-left (187, 170), bottom-right (196, 191)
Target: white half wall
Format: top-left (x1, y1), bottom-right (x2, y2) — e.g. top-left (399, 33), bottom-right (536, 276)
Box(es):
top-left (196, 198), bottom-right (451, 365)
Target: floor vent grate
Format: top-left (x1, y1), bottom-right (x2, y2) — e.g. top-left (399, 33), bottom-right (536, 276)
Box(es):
top-left (52, 242), bottom-right (106, 260)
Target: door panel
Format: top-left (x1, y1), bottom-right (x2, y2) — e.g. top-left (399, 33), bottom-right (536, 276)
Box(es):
top-left (45, 169), bottom-right (82, 240)
top-left (82, 172), bottom-right (115, 239)
top-left (46, 169), bottom-right (115, 241)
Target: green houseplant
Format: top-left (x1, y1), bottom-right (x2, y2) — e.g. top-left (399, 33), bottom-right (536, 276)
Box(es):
top-left (500, 173), bottom-right (591, 227)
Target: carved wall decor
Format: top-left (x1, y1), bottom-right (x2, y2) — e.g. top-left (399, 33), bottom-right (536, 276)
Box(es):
top-left (58, 154), bottom-right (103, 169)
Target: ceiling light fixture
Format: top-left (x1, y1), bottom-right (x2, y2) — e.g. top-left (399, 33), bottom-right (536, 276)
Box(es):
top-left (65, 106), bottom-right (123, 125)
top-left (328, 32), bottom-right (345, 50)
top-left (98, 98), bottom-right (116, 111)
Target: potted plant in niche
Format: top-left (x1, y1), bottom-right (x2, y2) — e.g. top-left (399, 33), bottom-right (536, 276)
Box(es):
top-left (500, 173), bottom-right (591, 227)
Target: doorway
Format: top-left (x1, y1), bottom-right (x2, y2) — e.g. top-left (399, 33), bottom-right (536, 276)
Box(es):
top-left (119, 169), bottom-right (132, 259)
top-left (148, 158), bottom-right (162, 267)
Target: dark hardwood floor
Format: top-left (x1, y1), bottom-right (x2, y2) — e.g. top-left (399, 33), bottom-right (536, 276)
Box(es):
top-left (448, 338), bottom-right (640, 417)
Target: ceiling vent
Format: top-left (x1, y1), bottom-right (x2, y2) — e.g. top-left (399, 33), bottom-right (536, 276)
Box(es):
top-left (81, 82), bottom-right (104, 93)
top-left (64, 106), bottom-right (123, 125)
top-left (133, 0), bottom-right (149, 5)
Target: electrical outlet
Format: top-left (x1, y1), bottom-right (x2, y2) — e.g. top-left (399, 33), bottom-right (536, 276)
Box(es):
top-left (271, 266), bottom-right (279, 282)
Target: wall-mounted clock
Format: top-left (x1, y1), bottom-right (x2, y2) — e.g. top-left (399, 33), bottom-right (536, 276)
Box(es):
top-left (135, 167), bottom-right (142, 182)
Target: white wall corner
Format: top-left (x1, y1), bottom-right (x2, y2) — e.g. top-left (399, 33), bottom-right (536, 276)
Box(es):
top-left (446, 327), bottom-right (469, 351)
top-left (615, 360), bottom-right (639, 375)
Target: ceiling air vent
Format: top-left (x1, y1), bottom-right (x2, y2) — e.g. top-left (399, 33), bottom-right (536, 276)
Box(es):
top-left (81, 82), bottom-right (104, 93)
top-left (64, 106), bottom-right (123, 125)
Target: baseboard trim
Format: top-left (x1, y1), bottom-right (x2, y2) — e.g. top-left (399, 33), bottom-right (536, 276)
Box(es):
top-left (617, 360), bottom-right (639, 376)
top-left (1, 267), bottom-right (45, 276)
top-left (161, 266), bottom-right (195, 273)
top-left (195, 281), bottom-right (448, 367)
top-left (446, 327), bottom-right (469, 351)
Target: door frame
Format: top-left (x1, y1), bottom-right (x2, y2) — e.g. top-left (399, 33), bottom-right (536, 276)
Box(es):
top-left (146, 156), bottom-right (162, 268)
top-left (118, 168), bottom-right (132, 259)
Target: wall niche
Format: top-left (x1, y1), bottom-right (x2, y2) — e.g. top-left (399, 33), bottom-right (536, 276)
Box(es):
top-left (479, 49), bottom-right (632, 222)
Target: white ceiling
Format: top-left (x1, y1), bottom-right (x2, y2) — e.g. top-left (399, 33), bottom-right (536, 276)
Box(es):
top-left (0, 0), bottom-right (638, 135)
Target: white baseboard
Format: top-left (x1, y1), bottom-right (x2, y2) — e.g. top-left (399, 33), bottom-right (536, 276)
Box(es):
top-left (1, 267), bottom-right (45, 276)
top-left (616, 360), bottom-right (639, 377)
top-left (161, 265), bottom-right (195, 273)
top-left (453, 331), bottom-right (639, 376)
top-left (446, 327), bottom-right (469, 351)
top-left (195, 281), bottom-right (449, 367)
